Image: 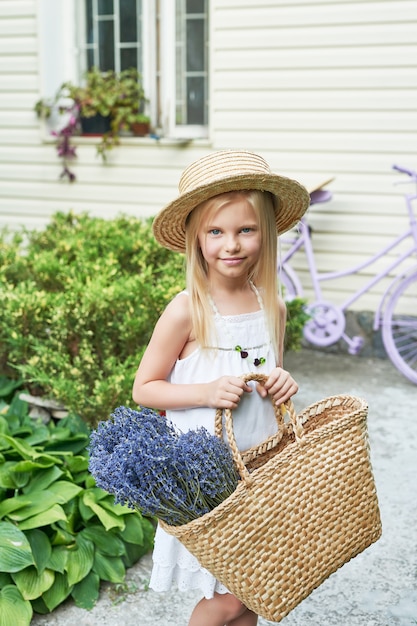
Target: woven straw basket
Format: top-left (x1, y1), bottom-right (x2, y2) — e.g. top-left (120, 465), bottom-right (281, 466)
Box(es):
top-left (160, 373), bottom-right (382, 622)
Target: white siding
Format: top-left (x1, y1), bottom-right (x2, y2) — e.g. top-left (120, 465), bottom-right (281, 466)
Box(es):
top-left (210, 0), bottom-right (417, 310)
top-left (0, 0), bottom-right (416, 312)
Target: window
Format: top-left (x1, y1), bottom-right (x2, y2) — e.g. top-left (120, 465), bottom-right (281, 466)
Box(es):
top-left (80, 0), bottom-right (144, 74)
top-left (175, 0), bottom-right (209, 127)
top-left (76, 0), bottom-right (209, 138)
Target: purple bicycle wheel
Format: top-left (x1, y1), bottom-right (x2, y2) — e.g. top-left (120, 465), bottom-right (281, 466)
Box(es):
top-left (382, 269), bottom-right (417, 385)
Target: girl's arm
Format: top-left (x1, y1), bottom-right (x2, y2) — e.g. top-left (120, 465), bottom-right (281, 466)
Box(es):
top-left (132, 293), bottom-right (250, 410)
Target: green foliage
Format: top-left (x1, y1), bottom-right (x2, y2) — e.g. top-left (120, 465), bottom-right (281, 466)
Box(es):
top-left (0, 381), bottom-right (154, 625)
top-left (34, 67), bottom-right (150, 163)
top-left (62, 67), bottom-right (148, 126)
top-left (0, 212), bottom-right (185, 425)
top-left (0, 211), bottom-right (307, 426)
top-left (284, 297), bottom-right (310, 352)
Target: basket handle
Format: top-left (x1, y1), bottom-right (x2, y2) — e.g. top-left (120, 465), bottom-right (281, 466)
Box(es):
top-left (215, 373), bottom-right (303, 483)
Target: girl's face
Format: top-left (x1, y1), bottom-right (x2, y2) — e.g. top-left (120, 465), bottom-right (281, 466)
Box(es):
top-left (197, 194), bottom-right (261, 282)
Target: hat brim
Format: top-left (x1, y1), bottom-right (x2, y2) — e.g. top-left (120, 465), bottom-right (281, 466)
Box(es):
top-left (153, 172), bottom-right (310, 252)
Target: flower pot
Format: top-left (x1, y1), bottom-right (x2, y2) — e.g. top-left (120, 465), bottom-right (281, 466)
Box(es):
top-left (80, 114), bottom-right (112, 136)
top-left (130, 121), bottom-right (150, 137)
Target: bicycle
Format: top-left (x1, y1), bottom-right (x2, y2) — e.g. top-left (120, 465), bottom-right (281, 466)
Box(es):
top-left (279, 164), bottom-right (417, 385)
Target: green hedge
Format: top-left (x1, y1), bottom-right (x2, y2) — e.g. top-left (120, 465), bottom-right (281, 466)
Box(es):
top-left (0, 212), bottom-right (185, 426)
top-left (0, 211), bottom-right (307, 426)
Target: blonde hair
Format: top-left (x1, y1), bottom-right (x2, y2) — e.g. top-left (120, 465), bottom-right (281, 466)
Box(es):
top-left (185, 190), bottom-right (280, 359)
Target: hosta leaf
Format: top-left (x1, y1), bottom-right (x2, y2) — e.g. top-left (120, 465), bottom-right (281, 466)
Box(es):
top-left (65, 535), bottom-right (94, 586)
top-left (84, 474), bottom-right (96, 488)
top-left (0, 496), bottom-right (29, 519)
top-left (0, 413), bottom-right (18, 437)
top-left (44, 435), bottom-right (89, 455)
top-left (92, 552), bottom-right (126, 583)
top-left (119, 513), bottom-right (145, 544)
top-left (82, 492), bottom-right (124, 531)
top-left (46, 480), bottom-right (83, 503)
top-left (122, 541), bottom-right (149, 568)
top-left (44, 427), bottom-right (71, 442)
top-left (0, 436), bottom-right (59, 466)
top-left (7, 425), bottom-right (32, 438)
top-left (0, 573), bottom-right (12, 587)
top-left (72, 470), bottom-right (90, 486)
top-left (84, 487), bottom-right (108, 501)
top-left (46, 545), bottom-right (69, 573)
top-left (25, 529), bottom-right (52, 573)
top-left (41, 572), bottom-right (73, 612)
top-left (51, 525), bottom-right (75, 546)
top-left (0, 415), bottom-right (9, 435)
top-left (6, 393), bottom-right (29, 421)
top-left (62, 498), bottom-right (79, 534)
top-left (5, 491), bottom-right (62, 522)
top-left (71, 570), bottom-right (100, 610)
top-left (0, 585), bottom-right (32, 626)
top-left (12, 566), bottom-right (55, 600)
top-left (24, 424), bottom-right (50, 446)
top-left (78, 496), bottom-right (95, 523)
top-left (0, 376), bottom-right (22, 398)
top-left (140, 516), bottom-right (156, 549)
top-left (22, 465), bottom-right (63, 494)
top-left (120, 517), bottom-right (155, 567)
top-left (17, 504), bottom-right (67, 531)
top-left (0, 522), bottom-right (34, 572)
top-left (30, 596), bottom-right (49, 615)
top-left (65, 455), bottom-right (89, 474)
top-left (57, 413), bottom-right (90, 437)
top-left (100, 496), bottom-right (132, 516)
top-left (0, 435), bottom-right (38, 459)
top-left (0, 462), bottom-right (30, 490)
top-left (11, 459), bottom-right (56, 471)
top-left (81, 525), bottom-right (125, 556)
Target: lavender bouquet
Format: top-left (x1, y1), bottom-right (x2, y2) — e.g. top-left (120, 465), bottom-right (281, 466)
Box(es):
top-left (88, 406), bottom-right (240, 526)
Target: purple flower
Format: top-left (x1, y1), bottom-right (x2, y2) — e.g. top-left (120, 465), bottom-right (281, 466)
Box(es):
top-left (59, 166), bottom-right (76, 182)
top-left (88, 406), bottom-right (239, 526)
top-left (57, 135), bottom-right (77, 159)
top-left (50, 105), bottom-right (78, 181)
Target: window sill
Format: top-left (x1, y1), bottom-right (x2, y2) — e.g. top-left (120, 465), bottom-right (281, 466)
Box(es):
top-left (39, 125), bottom-right (210, 148)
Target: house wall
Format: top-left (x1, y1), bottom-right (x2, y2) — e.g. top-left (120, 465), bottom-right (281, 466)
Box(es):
top-left (0, 0), bottom-right (416, 312)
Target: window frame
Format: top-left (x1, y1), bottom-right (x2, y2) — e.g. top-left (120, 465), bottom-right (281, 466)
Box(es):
top-left (157, 0), bottom-right (209, 139)
top-left (38, 0), bottom-right (78, 97)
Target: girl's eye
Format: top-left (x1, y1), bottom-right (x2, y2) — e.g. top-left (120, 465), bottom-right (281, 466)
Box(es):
top-left (241, 227), bottom-right (253, 233)
top-left (209, 228), bottom-right (221, 235)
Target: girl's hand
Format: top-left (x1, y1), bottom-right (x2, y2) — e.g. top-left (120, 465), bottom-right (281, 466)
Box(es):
top-left (206, 376), bottom-right (252, 409)
top-left (256, 367), bottom-right (298, 406)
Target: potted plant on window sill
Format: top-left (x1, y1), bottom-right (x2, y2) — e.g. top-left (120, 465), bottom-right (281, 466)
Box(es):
top-left (35, 67), bottom-right (151, 179)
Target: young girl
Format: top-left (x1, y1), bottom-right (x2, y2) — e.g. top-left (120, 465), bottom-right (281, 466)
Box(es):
top-left (133, 150), bottom-right (310, 626)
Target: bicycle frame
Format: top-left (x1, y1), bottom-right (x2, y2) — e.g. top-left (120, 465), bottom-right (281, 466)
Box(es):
top-left (280, 189), bottom-right (417, 333)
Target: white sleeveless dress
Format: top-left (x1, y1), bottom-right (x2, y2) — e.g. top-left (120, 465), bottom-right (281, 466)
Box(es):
top-left (149, 294), bottom-right (279, 599)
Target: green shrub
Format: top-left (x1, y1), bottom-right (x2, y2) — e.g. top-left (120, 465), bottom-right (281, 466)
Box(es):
top-left (284, 296), bottom-right (310, 352)
top-left (0, 378), bottom-right (154, 625)
top-left (0, 212), bottom-right (185, 425)
top-left (0, 211), bottom-right (307, 426)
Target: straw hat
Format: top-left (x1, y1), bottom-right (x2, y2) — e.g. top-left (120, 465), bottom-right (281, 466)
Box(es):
top-left (152, 150), bottom-right (310, 252)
